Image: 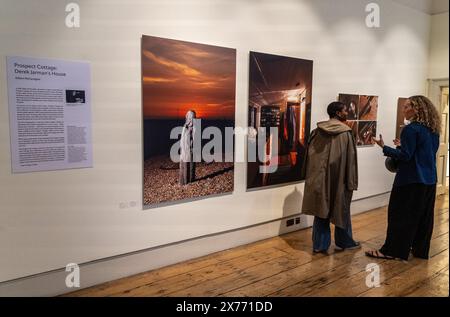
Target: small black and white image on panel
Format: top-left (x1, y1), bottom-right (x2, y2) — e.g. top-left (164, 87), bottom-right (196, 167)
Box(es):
top-left (66, 90), bottom-right (86, 103)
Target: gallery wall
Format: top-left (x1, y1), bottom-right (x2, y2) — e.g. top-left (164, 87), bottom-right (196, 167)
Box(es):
top-left (0, 0), bottom-right (432, 282)
top-left (429, 12), bottom-right (449, 79)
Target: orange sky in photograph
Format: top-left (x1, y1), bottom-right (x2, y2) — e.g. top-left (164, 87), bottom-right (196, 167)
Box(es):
top-left (142, 36), bottom-right (236, 120)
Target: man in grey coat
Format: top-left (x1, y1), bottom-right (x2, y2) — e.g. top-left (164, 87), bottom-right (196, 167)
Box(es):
top-left (301, 101), bottom-right (360, 254)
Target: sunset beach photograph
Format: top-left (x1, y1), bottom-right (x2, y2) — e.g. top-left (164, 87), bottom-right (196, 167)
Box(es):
top-left (141, 35), bottom-right (236, 207)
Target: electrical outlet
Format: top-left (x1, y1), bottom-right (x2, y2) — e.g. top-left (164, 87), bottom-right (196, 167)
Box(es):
top-left (119, 200), bottom-right (139, 209)
top-left (119, 202), bottom-right (128, 209)
top-left (286, 218), bottom-right (295, 227)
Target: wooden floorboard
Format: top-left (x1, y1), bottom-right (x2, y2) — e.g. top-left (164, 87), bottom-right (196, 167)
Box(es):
top-left (65, 192), bottom-right (449, 297)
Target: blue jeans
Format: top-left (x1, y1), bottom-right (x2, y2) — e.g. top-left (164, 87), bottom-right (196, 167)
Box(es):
top-left (312, 214), bottom-right (357, 251)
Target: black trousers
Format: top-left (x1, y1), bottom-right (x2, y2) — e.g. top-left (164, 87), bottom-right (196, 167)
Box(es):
top-left (380, 183), bottom-right (436, 260)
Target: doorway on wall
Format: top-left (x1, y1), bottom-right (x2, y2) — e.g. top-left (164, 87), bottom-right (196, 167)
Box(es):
top-left (428, 79), bottom-right (449, 196)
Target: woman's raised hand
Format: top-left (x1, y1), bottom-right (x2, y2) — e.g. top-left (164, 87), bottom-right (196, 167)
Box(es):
top-left (372, 134), bottom-right (384, 148)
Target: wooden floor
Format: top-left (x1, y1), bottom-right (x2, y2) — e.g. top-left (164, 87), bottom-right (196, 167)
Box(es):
top-left (65, 192), bottom-right (449, 297)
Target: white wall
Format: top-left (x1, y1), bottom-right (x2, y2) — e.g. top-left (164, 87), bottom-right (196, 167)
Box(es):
top-left (429, 12), bottom-right (449, 79)
top-left (391, 0), bottom-right (432, 14)
top-left (0, 0), bottom-right (431, 284)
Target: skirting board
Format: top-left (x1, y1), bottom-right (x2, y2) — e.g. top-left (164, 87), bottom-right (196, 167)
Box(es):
top-left (0, 192), bottom-right (390, 297)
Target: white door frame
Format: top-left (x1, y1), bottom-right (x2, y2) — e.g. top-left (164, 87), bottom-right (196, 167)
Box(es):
top-left (427, 78), bottom-right (449, 195)
top-left (427, 78), bottom-right (449, 110)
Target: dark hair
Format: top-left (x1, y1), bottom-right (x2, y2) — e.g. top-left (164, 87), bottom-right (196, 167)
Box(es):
top-left (327, 101), bottom-right (346, 118)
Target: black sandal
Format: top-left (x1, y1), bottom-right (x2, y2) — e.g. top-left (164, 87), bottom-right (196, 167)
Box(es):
top-left (365, 250), bottom-right (396, 260)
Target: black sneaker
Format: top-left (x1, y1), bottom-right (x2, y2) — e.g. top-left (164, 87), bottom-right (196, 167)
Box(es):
top-left (335, 241), bottom-right (361, 252)
top-left (313, 249), bottom-right (329, 255)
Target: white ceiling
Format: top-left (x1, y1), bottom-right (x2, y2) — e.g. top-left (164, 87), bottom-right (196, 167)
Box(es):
top-left (431, 0), bottom-right (450, 14)
top-left (391, 0), bottom-right (449, 15)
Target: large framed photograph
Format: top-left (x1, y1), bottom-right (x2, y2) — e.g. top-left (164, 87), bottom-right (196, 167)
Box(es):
top-left (247, 51), bottom-right (313, 190)
top-left (142, 35), bottom-right (236, 208)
